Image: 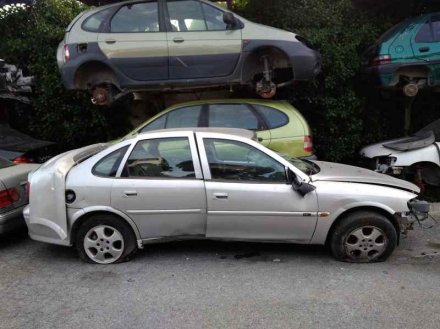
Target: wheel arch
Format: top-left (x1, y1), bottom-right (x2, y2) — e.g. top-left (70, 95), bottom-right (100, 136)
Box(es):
top-left (324, 206), bottom-right (401, 246)
top-left (391, 64), bottom-right (432, 85)
top-left (74, 60), bottom-right (119, 90)
top-left (70, 208), bottom-right (141, 247)
top-left (242, 45), bottom-right (293, 82)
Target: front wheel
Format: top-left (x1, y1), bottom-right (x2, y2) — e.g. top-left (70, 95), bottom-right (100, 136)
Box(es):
top-left (76, 214), bottom-right (137, 264)
top-left (329, 211), bottom-right (397, 263)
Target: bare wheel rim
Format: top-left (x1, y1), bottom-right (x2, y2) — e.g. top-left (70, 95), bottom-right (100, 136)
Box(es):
top-left (343, 226), bottom-right (388, 261)
top-left (83, 225), bottom-right (125, 264)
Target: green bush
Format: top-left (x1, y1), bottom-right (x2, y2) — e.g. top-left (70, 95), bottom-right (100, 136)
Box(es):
top-left (0, 0), bottom-right (130, 150)
top-left (235, 0), bottom-right (400, 162)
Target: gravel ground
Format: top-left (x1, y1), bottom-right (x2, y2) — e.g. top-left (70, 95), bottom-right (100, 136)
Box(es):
top-left (0, 217), bottom-right (439, 329)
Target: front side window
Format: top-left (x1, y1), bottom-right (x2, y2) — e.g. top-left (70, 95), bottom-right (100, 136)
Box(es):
top-left (208, 104), bottom-right (260, 130)
top-left (166, 106), bottom-right (201, 128)
top-left (124, 138), bottom-right (195, 178)
top-left (167, 0), bottom-right (207, 32)
top-left (110, 2), bottom-right (159, 33)
top-left (204, 139), bottom-right (286, 182)
top-left (82, 8), bottom-right (113, 32)
top-left (92, 146), bottom-right (129, 177)
top-left (202, 3), bottom-right (228, 31)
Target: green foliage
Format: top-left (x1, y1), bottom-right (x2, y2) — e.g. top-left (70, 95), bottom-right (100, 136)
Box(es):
top-left (236, 0), bottom-right (399, 162)
top-left (0, 0), bottom-right (130, 150)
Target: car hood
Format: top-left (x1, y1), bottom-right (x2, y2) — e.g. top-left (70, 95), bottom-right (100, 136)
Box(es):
top-left (360, 138), bottom-right (408, 157)
top-left (310, 161), bottom-right (419, 193)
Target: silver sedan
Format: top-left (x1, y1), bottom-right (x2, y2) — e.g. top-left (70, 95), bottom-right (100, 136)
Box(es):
top-left (24, 129), bottom-right (428, 264)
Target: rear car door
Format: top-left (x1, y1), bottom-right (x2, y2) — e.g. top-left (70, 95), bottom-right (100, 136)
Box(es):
top-left (111, 133), bottom-right (207, 239)
top-left (97, 1), bottom-right (169, 81)
top-left (206, 103), bottom-right (271, 147)
top-left (196, 134), bottom-right (318, 242)
top-left (165, 0), bottom-right (242, 79)
top-left (411, 15), bottom-right (440, 82)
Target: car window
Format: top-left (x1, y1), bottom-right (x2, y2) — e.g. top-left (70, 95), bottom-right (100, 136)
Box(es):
top-left (124, 138), bottom-right (195, 178)
top-left (110, 2), bottom-right (159, 33)
top-left (140, 115), bottom-right (167, 133)
top-left (202, 3), bottom-right (228, 31)
top-left (92, 146), bottom-right (129, 177)
top-left (0, 157), bottom-right (14, 169)
top-left (204, 138), bottom-right (286, 183)
top-left (431, 15), bottom-right (440, 41)
top-left (82, 8), bottom-right (113, 32)
top-left (167, 0), bottom-right (207, 31)
top-left (415, 20), bottom-right (433, 42)
top-left (166, 106), bottom-right (201, 128)
top-left (254, 105), bottom-right (289, 129)
top-left (208, 104), bottom-right (260, 130)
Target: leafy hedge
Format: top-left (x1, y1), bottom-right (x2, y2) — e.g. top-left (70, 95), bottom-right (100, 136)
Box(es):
top-left (0, 0), bottom-right (130, 150)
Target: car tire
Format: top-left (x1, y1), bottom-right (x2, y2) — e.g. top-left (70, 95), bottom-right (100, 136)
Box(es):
top-left (329, 211), bottom-right (397, 263)
top-left (76, 214), bottom-right (137, 264)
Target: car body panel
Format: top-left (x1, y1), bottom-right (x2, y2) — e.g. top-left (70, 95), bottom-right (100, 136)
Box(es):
top-left (24, 129), bottom-right (420, 251)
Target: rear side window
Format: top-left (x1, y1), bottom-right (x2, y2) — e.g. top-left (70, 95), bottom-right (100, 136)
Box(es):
top-left (140, 115), bottom-right (167, 133)
top-left (254, 105), bottom-right (289, 129)
top-left (208, 104), bottom-right (260, 130)
top-left (82, 8), bottom-right (113, 32)
top-left (415, 16), bottom-right (440, 43)
top-left (111, 2), bottom-right (159, 33)
top-left (92, 146), bottom-right (128, 177)
top-left (166, 106), bottom-right (201, 128)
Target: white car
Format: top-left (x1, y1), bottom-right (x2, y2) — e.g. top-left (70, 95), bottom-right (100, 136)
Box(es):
top-left (360, 120), bottom-right (440, 191)
top-left (24, 128), bottom-right (428, 264)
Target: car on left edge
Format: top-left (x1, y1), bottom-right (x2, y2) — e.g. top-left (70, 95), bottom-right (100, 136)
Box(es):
top-left (0, 156), bottom-right (39, 234)
top-left (23, 128), bottom-right (428, 264)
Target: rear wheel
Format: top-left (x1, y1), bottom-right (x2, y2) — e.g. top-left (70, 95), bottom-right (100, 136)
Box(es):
top-left (76, 214), bottom-right (137, 264)
top-left (329, 211), bottom-right (397, 263)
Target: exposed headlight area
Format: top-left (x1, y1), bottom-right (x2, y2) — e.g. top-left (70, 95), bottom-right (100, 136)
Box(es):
top-left (375, 156), bottom-right (403, 175)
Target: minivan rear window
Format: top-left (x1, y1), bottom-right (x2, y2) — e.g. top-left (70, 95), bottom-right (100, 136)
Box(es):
top-left (82, 8), bottom-right (113, 32)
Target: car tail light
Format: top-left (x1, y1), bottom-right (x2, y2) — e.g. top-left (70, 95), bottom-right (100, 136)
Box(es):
top-left (13, 155), bottom-right (33, 164)
top-left (372, 54), bottom-right (391, 66)
top-left (25, 182), bottom-right (30, 198)
top-left (64, 44), bottom-right (70, 62)
top-left (304, 135), bottom-right (313, 153)
top-left (0, 188), bottom-right (20, 209)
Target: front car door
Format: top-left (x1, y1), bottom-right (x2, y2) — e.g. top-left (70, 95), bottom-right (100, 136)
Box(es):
top-left (111, 132), bottom-right (207, 239)
top-left (196, 133), bottom-right (319, 242)
top-left (164, 0), bottom-right (242, 79)
top-left (98, 1), bottom-right (169, 81)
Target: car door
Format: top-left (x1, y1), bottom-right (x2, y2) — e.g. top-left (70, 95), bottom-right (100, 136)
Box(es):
top-left (206, 103), bottom-right (271, 147)
top-left (111, 133), bottom-right (207, 239)
top-left (164, 0), bottom-right (242, 79)
top-left (97, 1), bottom-right (169, 81)
top-left (411, 15), bottom-right (440, 82)
top-left (196, 133), bottom-right (319, 242)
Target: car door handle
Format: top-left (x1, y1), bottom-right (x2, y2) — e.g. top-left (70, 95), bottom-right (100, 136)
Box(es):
top-left (213, 193), bottom-right (228, 199)
top-left (122, 191), bottom-right (138, 197)
top-left (173, 37), bottom-right (185, 43)
top-left (419, 47), bottom-right (430, 53)
top-left (105, 39), bottom-right (116, 44)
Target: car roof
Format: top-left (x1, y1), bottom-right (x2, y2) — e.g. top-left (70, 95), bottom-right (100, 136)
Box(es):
top-left (165, 98), bottom-right (290, 109)
top-left (137, 127), bottom-right (257, 140)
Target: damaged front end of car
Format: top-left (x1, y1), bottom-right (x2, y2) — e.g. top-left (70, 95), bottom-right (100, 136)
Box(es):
top-left (396, 199), bottom-right (430, 237)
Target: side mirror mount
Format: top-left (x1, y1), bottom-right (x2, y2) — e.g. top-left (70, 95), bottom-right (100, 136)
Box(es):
top-left (286, 167), bottom-right (316, 197)
top-left (223, 12), bottom-right (238, 29)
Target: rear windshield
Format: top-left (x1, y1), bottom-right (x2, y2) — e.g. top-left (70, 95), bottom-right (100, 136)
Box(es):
top-left (0, 157), bottom-right (14, 169)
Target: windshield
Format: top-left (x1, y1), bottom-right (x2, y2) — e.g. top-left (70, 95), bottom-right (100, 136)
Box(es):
top-left (280, 155), bottom-right (320, 175)
top-left (0, 157), bottom-right (15, 169)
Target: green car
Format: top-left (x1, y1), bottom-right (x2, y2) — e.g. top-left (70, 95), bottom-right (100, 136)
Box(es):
top-left (124, 99), bottom-right (315, 159)
top-left (364, 12), bottom-right (440, 97)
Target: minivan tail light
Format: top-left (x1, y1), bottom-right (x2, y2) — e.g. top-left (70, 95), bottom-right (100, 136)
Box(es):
top-left (64, 44), bottom-right (70, 62)
top-left (13, 155), bottom-right (32, 164)
top-left (304, 135), bottom-right (313, 153)
top-left (0, 188), bottom-right (20, 209)
top-left (372, 54), bottom-right (391, 66)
